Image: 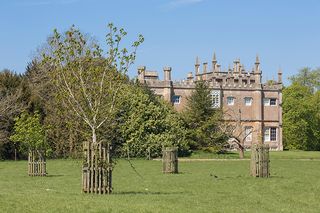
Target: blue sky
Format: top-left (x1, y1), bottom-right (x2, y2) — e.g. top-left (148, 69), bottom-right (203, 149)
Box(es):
top-left (1, 0), bottom-right (320, 85)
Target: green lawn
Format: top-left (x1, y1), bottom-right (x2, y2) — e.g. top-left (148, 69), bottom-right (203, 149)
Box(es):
top-left (0, 151), bottom-right (320, 213)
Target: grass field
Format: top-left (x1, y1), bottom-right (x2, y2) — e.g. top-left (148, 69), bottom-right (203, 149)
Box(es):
top-left (0, 151), bottom-right (320, 213)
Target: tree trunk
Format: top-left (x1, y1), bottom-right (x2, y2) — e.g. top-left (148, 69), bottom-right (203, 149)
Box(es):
top-left (14, 148), bottom-right (17, 161)
top-left (92, 128), bottom-right (97, 144)
top-left (239, 147), bottom-right (244, 159)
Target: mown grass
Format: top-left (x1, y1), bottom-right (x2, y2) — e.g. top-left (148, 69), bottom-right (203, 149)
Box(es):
top-left (0, 151), bottom-right (320, 213)
top-left (187, 150), bottom-right (320, 159)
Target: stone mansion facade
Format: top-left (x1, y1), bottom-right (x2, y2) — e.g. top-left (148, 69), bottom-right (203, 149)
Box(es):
top-left (137, 54), bottom-right (283, 150)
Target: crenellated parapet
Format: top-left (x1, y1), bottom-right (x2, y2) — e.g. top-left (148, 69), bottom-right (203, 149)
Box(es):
top-left (138, 54), bottom-right (283, 90)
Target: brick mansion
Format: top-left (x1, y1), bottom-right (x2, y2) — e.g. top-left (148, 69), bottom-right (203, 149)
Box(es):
top-left (138, 54), bottom-right (283, 150)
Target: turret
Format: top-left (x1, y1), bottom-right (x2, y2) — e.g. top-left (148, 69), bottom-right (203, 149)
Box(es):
top-left (212, 52), bottom-right (217, 72)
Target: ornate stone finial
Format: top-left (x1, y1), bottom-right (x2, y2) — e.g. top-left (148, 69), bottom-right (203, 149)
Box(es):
top-left (212, 52), bottom-right (217, 62)
top-left (278, 67), bottom-right (283, 83)
top-left (196, 56), bottom-right (200, 65)
top-left (195, 56), bottom-right (200, 75)
top-left (212, 52), bottom-right (217, 72)
top-left (254, 54), bottom-right (261, 74)
top-left (255, 54), bottom-right (260, 64)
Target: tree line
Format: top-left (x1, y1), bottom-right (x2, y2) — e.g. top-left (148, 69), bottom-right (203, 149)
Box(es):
top-left (0, 25), bottom-right (319, 160)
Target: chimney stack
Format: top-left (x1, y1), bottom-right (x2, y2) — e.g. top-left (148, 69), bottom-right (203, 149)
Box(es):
top-left (163, 66), bottom-right (172, 81)
top-left (203, 62), bottom-right (208, 74)
top-left (137, 66), bottom-right (146, 83)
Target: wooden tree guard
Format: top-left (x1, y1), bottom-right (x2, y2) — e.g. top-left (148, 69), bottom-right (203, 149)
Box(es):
top-left (82, 141), bottom-right (112, 194)
top-left (28, 151), bottom-right (46, 176)
top-left (250, 144), bottom-right (270, 178)
top-left (162, 147), bottom-right (178, 174)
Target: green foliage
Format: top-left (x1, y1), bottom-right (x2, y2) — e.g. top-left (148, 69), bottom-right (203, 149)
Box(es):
top-left (119, 84), bottom-right (189, 158)
top-left (185, 80), bottom-right (214, 123)
top-left (289, 67), bottom-right (320, 92)
top-left (0, 69), bottom-right (28, 159)
top-left (183, 80), bottom-right (227, 150)
top-left (10, 111), bottom-right (48, 154)
top-left (41, 23), bottom-right (143, 149)
top-left (282, 83), bottom-right (320, 150)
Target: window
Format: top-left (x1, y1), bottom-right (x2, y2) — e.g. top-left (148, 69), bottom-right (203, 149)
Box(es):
top-left (245, 126), bottom-right (253, 142)
top-left (270, 128), bottom-right (277, 141)
top-left (270, 98), bottom-right (277, 106)
top-left (264, 127), bottom-right (277, 142)
top-left (244, 97), bottom-right (252, 106)
top-left (264, 98), bottom-right (277, 106)
top-left (227, 97), bottom-right (234, 106)
top-left (172, 95), bottom-right (181, 104)
top-left (211, 90), bottom-right (221, 108)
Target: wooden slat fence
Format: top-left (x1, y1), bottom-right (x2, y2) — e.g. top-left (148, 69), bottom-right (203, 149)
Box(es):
top-left (28, 151), bottom-right (46, 176)
top-left (82, 141), bottom-right (112, 194)
top-left (250, 144), bottom-right (270, 178)
top-left (162, 147), bottom-right (178, 174)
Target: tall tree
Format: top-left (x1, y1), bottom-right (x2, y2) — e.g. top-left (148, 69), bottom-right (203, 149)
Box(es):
top-left (0, 69), bottom-right (28, 159)
top-left (289, 67), bottom-right (320, 92)
top-left (282, 83), bottom-right (315, 150)
top-left (183, 80), bottom-right (227, 150)
top-left (119, 83), bottom-right (189, 158)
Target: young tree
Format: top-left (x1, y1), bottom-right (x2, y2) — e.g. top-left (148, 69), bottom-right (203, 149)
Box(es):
top-left (42, 23), bottom-right (143, 193)
top-left (10, 111), bottom-right (48, 175)
top-left (222, 108), bottom-right (256, 159)
top-left (10, 111), bottom-right (47, 155)
top-left (42, 23), bottom-right (143, 148)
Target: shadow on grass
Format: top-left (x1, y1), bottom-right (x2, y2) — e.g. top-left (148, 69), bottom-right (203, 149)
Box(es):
top-left (214, 174), bottom-right (286, 180)
top-left (113, 191), bottom-right (185, 195)
top-left (45, 174), bottom-right (64, 178)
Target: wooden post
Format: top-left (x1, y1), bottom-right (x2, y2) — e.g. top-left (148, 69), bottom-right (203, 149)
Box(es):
top-left (162, 147), bottom-right (178, 174)
top-left (250, 144), bottom-right (270, 177)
